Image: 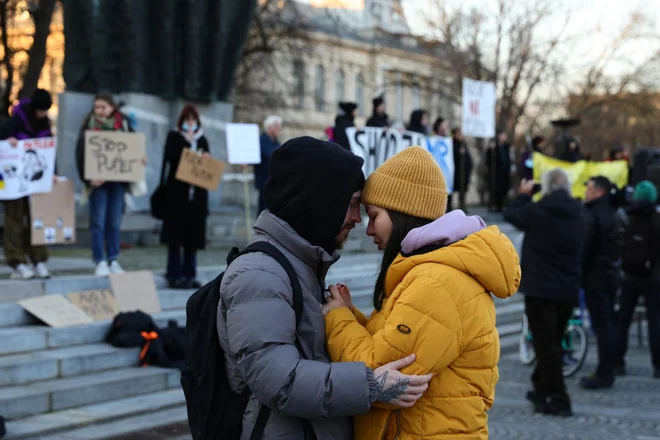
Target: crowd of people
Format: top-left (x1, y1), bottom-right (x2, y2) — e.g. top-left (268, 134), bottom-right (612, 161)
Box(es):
top-left (505, 170), bottom-right (660, 418)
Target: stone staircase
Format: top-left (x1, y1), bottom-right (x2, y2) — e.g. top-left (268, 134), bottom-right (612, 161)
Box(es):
top-left (0, 242), bottom-right (525, 439)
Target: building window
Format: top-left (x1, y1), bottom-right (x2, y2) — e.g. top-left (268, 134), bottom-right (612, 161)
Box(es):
top-left (292, 60), bottom-right (305, 109)
top-left (315, 64), bottom-right (325, 111)
top-left (412, 82), bottom-right (421, 109)
top-left (336, 69), bottom-right (345, 104)
top-left (356, 73), bottom-right (365, 116)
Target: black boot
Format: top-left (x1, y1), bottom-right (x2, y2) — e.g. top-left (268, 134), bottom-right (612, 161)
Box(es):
top-left (526, 390), bottom-right (546, 413)
top-left (580, 373), bottom-right (614, 390)
top-left (543, 397), bottom-right (573, 417)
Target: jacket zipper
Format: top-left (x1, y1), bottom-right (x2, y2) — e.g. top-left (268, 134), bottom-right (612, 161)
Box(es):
top-left (381, 410), bottom-right (401, 440)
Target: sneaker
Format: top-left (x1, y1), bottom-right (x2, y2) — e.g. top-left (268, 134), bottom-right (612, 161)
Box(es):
top-left (11, 263), bottom-right (35, 280)
top-left (168, 278), bottom-right (187, 289)
top-left (34, 262), bottom-right (51, 279)
top-left (109, 261), bottom-right (124, 274)
top-left (580, 373), bottom-right (614, 390)
top-left (95, 261), bottom-right (110, 277)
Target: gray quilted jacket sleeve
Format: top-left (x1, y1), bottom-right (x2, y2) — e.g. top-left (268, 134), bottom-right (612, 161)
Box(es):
top-left (223, 269), bottom-right (373, 419)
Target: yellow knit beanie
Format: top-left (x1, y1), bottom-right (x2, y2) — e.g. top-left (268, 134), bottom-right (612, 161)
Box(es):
top-left (362, 146), bottom-right (447, 220)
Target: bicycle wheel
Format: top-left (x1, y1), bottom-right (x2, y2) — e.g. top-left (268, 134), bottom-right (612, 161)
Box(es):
top-left (562, 324), bottom-right (588, 377)
top-left (519, 315), bottom-right (536, 365)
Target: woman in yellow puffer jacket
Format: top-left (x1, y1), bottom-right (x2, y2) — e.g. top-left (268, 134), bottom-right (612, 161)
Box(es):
top-left (322, 146), bottom-right (521, 440)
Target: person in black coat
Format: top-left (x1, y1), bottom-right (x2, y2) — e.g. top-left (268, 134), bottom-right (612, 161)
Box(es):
top-left (448, 127), bottom-right (473, 212)
top-left (365, 96), bottom-right (390, 128)
top-left (406, 109), bottom-right (429, 134)
top-left (614, 181), bottom-right (660, 379)
top-left (505, 169), bottom-right (585, 417)
top-left (158, 105), bottom-right (210, 289)
top-left (485, 131), bottom-right (512, 212)
top-left (559, 140), bottom-right (584, 163)
top-left (580, 176), bottom-right (621, 389)
top-left (333, 102), bottom-right (357, 151)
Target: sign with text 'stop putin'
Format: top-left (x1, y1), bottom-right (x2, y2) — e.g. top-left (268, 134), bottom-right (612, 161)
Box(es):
top-left (461, 78), bottom-right (496, 138)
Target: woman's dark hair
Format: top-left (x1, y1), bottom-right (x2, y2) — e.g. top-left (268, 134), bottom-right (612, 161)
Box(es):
top-left (432, 117), bottom-right (445, 135)
top-left (373, 210), bottom-right (432, 310)
top-left (532, 135), bottom-right (545, 149)
top-left (177, 104), bottom-right (201, 130)
top-left (80, 93), bottom-right (119, 130)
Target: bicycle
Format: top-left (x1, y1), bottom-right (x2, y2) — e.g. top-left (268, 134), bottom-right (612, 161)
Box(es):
top-left (518, 291), bottom-right (590, 378)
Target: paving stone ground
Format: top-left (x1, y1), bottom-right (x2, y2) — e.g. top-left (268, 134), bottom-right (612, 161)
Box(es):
top-left (120, 342), bottom-right (659, 440)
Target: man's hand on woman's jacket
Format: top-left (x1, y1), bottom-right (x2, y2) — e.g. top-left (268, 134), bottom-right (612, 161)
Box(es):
top-left (373, 354), bottom-right (433, 408)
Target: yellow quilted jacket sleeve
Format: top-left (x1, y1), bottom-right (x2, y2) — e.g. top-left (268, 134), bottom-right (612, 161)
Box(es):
top-left (325, 276), bottom-right (462, 377)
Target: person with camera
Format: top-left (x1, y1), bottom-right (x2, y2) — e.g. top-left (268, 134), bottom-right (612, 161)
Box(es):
top-left (504, 169), bottom-right (585, 417)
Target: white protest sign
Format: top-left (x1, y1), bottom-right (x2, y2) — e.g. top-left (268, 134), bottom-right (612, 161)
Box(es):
top-left (426, 136), bottom-right (455, 194)
top-left (0, 137), bottom-right (57, 200)
top-left (461, 78), bottom-right (496, 138)
top-left (345, 127), bottom-right (455, 193)
top-left (225, 123), bottom-right (261, 165)
top-left (18, 294), bottom-right (94, 328)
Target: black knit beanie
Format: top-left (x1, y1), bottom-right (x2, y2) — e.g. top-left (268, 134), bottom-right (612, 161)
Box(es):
top-left (31, 89), bottom-right (52, 111)
top-left (265, 136), bottom-right (365, 255)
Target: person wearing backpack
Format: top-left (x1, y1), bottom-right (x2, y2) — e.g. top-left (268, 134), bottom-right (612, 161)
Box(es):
top-left (614, 180), bottom-right (660, 379)
top-left (211, 137), bottom-right (432, 440)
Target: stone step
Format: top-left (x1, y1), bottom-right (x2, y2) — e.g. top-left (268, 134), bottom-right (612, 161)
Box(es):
top-left (3, 389), bottom-right (185, 440)
top-left (39, 405), bottom-right (188, 440)
top-left (0, 366), bottom-right (179, 420)
top-left (0, 343), bottom-right (141, 387)
top-left (0, 310), bottom-right (185, 356)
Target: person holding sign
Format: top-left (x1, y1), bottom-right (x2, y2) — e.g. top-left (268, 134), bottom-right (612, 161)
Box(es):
top-left (255, 115), bottom-right (282, 214)
top-left (75, 93), bottom-right (140, 277)
top-left (158, 105), bottom-right (210, 289)
top-left (0, 88), bottom-right (55, 279)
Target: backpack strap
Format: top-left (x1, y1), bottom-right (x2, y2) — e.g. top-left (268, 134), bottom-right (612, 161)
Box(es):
top-left (229, 241), bottom-right (309, 440)
top-left (237, 241), bottom-right (304, 328)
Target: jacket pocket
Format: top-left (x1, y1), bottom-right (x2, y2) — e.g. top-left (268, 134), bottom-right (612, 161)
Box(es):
top-left (381, 410), bottom-right (401, 440)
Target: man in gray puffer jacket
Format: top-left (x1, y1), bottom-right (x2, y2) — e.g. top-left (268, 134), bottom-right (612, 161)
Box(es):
top-left (217, 137), bottom-right (432, 440)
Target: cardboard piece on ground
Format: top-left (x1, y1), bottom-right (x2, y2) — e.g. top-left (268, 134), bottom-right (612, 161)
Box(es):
top-left (84, 131), bottom-right (146, 182)
top-left (109, 270), bottom-right (161, 314)
top-left (29, 179), bottom-right (76, 245)
top-left (225, 123), bottom-right (261, 165)
top-left (175, 148), bottom-right (226, 191)
top-left (18, 294), bottom-right (94, 328)
top-left (67, 290), bottom-right (120, 322)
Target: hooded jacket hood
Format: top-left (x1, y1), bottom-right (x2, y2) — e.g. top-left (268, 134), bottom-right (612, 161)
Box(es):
top-left (265, 136), bottom-right (365, 254)
top-left (386, 225), bottom-right (520, 299)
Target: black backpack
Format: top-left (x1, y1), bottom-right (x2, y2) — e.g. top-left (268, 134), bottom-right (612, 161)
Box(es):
top-left (181, 242), bottom-right (304, 440)
top-left (622, 212), bottom-right (656, 277)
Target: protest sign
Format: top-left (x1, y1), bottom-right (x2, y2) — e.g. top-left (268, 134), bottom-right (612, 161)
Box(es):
top-left (225, 123), bottom-right (261, 165)
top-left (29, 179), bottom-right (76, 245)
top-left (84, 131), bottom-right (146, 182)
top-left (0, 137), bottom-right (57, 200)
top-left (67, 290), bottom-right (119, 322)
top-left (18, 294), bottom-right (94, 328)
top-left (109, 271), bottom-right (161, 314)
top-left (175, 148), bottom-right (226, 191)
top-left (462, 79), bottom-right (496, 138)
top-left (345, 127), bottom-right (455, 192)
top-left (427, 136), bottom-right (455, 193)
top-left (533, 153), bottom-right (629, 199)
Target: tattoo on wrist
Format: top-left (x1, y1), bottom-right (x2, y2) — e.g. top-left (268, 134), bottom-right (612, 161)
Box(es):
top-left (375, 371), bottom-right (410, 403)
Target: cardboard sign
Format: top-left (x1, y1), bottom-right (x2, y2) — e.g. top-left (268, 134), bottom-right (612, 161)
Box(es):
top-left (0, 137), bottom-right (57, 200)
top-left (109, 271), bottom-right (161, 314)
top-left (225, 123), bottom-right (261, 165)
top-left (67, 290), bottom-right (119, 322)
top-left (84, 131), bottom-right (146, 182)
top-left (18, 294), bottom-right (94, 328)
top-left (175, 148), bottom-right (225, 191)
top-left (461, 78), bottom-right (496, 138)
top-left (29, 179), bottom-right (76, 245)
